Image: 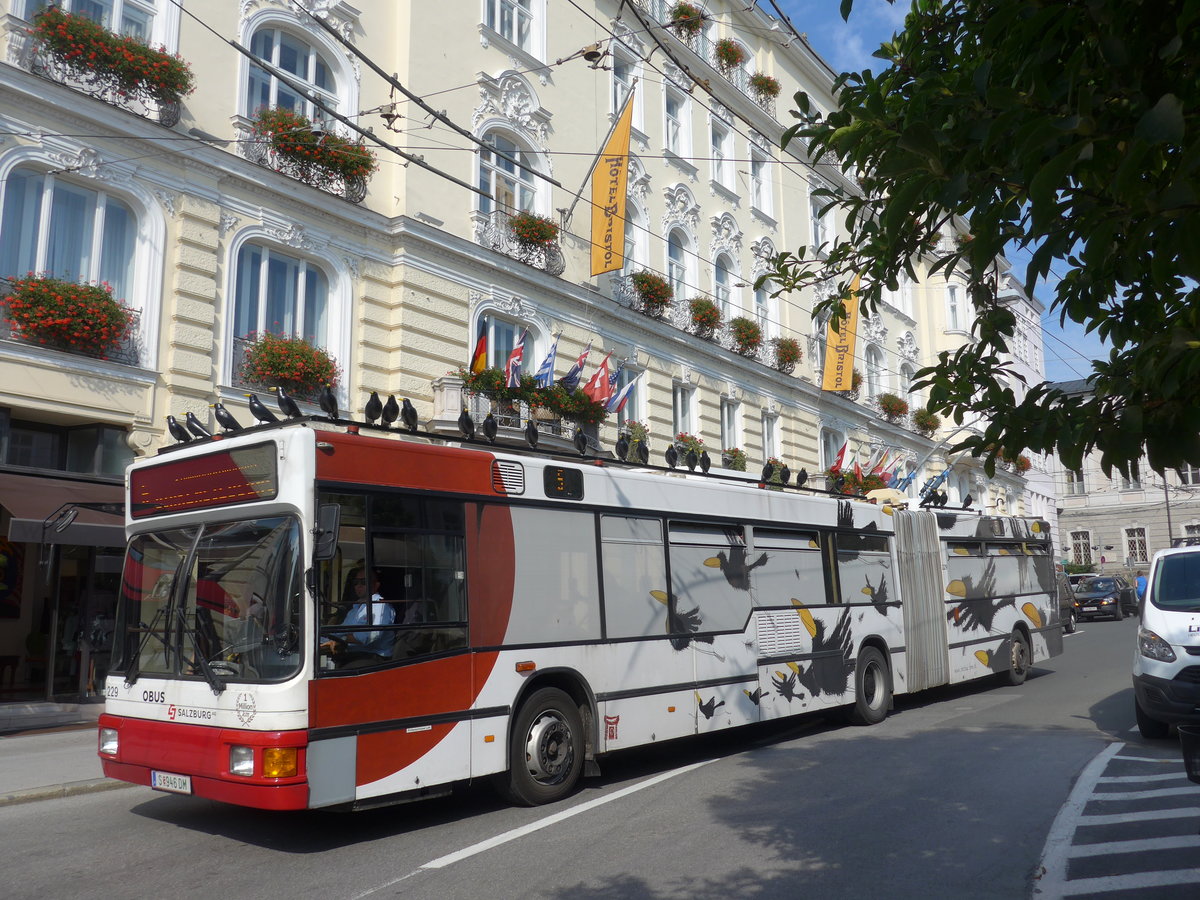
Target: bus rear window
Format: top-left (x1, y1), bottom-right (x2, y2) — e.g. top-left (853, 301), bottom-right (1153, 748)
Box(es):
top-left (131, 443), bottom-right (278, 518)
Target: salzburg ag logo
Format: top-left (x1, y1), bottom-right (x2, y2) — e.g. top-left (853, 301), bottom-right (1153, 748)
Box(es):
top-left (236, 692), bottom-right (257, 726)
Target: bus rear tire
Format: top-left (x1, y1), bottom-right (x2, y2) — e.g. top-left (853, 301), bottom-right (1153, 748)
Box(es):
top-left (503, 687), bottom-right (584, 806)
top-left (1004, 631), bottom-right (1030, 686)
top-left (848, 647), bottom-right (891, 726)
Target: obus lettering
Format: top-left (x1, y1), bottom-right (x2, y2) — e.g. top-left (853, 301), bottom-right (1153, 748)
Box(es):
top-left (142, 690), bottom-right (165, 703)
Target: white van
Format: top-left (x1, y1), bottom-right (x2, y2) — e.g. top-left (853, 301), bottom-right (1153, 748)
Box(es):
top-left (1133, 543), bottom-right (1200, 738)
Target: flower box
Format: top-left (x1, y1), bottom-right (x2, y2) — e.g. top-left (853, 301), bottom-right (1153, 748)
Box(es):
top-left (749, 72), bottom-right (781, 99)
top-left (2, 275), bottom-right (133, 360)
top-left (630, 270), bottom-right (673, 317)
top-left (669, 2), bottom-right (705, 39)
top-left (722, 447), bottom-right (747, 471)
top-left (508, 211), bottom-right (559, 248)
top-left (876, 392), bottom-right (910, 423)
top-left (240, 331), bottom-right (340, 397)
top-left (250, 107), bottom-right (376, 201)
top-left (729, 316), bottom-right (762, 357)
top-left (714, 38), bottom-right (746, 72)
top-left (912, 406), bottom-right (941, 437)
top-left (772, 337), bottom-right (801, 373)
top-left (461, 367), bottom-right (608, 426)
top-left (688, 296), bottom-right (721, 335)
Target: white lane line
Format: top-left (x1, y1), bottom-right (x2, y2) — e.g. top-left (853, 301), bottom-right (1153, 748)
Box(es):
top-left (1091, 786), bottom-right (1200, 801)
top-left (1098, 772), bottom-right (1192, 783)
top-left (1056, 868), bottom-right (1200, 896)
top-left (1113, 753), bottom-right (1182, 763)
top-left (1034, 741), bottom-right (1123, 898)
top-left (1069, 835), bottom-right (1200, 858)
top-left (1078, 807), bottom-right (1200, 825)
top-left (352, 758), bottom-right (715, 898)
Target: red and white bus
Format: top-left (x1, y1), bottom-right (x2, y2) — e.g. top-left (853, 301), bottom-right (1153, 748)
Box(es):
top-left (98, 417), bottom-right (1063, 810)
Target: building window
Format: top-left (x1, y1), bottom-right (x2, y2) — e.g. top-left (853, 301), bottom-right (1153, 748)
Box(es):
top-left (664, 86), bottom-right (689, 157)
top-left (714, 254), bottom-right (733, 318)
top-left (478, 131), bottom-right (538, 214)
top-left (0, 410), bottom-right (131, 476)
top-left (1179, 465), bottom-right (1200, 485)
top-left (749, 147), bottom-right (771, 216)
top-left (0, 167), bottom-right (137, 302)
top-left (809, 181), bottom-right (827, 254)
top-left (672, 382), bottom-right (693, 435)
top-left (247, 27), bottom-right (337, 121)
top-left (1071, 531), bottom-right (1092, 566)
top-left (620, 203), bottom-right (647, 276)
top-left (754, 286), bottom-right (773, 337)
top-left (761, 410), bottom-right (778, 459)
top-left (477, 314), bottom-right (521, 370)
top-left (820, 428), bottom-right (843, 471)
top-left (1185, 523), bottom-right (1200, 540)
top-left (667, 229), bottom-right (689, 301)
top-left (612, 49), bottom-right (634, 115)
top-left (1120, 473), bottom-right (1142, 490)
top-left (1126, 527), bottom-right (1148, 564)
top-left (484, 0), bottom-right (533, 52)
top-left (23, 0), bottom-right (154, 39)
top-left (720, 396), bottom-right (739, 451)
top-left (898, 273), bottom-right (914, 318)
top-left (1064, 469), bottom-right (1085, 495)
top-left (865, 345), bottom-right (885, 398)
top-left (710, 118), bottom-right (733, 190)
top-left (615, 366), bottom-right (641, 427)
top-left (233, 244), bottom-right (329, 345)
top-left (900, 363), bottom-right (918, 405)
top-left (946, 284), bottom-right (963, 331)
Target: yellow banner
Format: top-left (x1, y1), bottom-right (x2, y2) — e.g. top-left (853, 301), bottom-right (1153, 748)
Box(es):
top-left (590, 91), bottom-right (635, 276)
top-left (821, 274), bottom-right (861, 391)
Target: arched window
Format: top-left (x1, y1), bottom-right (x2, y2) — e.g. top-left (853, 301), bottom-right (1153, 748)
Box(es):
top-left (233, 243), bottom-right (329, 346)
top-left (246, 27), bottom-right (337, 120)
top-left (900, 362), bottom-right (919, 406)
top-left (820, 427), bottom-right (844, 471)
top-left (865, 345), bottom-right (885, 398)
top-left (621, 202), bottom-right (648, 276)
top-left (478, 131), bottom-right (539, 214)
top-left (21, 0), bottom-right (157, 40)
top-left (0, 166), bottom-right (136, 300)
top-left (667, 229), bottom-right (690, 302)
top-left (714, 254), bottom-right (733, 318)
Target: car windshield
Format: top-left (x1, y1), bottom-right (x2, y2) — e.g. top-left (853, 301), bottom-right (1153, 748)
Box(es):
top-left (1078, 577), bottom-right (1117, 592)
top-left (111, 516), bottom-right (304, 689)
top-left (1152, 554), bottom-right (1200, 612)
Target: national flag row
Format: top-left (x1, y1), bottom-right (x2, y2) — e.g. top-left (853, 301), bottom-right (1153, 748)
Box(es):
top-left (470, 322), bottom-right (635, 414)
top-left (827, 441), bottom-right (911, 488)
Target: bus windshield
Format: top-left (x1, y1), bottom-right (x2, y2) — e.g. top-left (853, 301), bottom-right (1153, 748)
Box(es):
top-left (113, 516), bottom-right (304, 689)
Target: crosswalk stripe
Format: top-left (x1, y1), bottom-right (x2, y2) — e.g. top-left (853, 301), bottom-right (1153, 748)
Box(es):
top-left (1068, 834), bottom-right (1200, 857)
top-left (1079, 807), bottom-right (1200, 825)
top-left (1090, 786), bottom-right (1200, 800)
top-left (1056, 868), bottom-right (1200, 896)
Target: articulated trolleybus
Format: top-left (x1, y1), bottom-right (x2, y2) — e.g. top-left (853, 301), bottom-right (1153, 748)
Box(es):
top-left (99, 417), bottom-right (1063, 810)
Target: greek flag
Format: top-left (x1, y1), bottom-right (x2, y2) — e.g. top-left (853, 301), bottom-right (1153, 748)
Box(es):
top-left (534, 334), bottom-right (560, 388)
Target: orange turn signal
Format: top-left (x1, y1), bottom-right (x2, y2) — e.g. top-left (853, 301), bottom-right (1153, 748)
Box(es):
top-left (262, 747), bottom-right (298, 778)
top-left (515, 661), bottom-right (537, 673)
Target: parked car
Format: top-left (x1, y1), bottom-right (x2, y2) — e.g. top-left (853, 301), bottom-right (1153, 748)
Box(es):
top-left (1067, 573), bottom-right (1089, 588)
top-left (1133, 546), bottom-right (1200, 738)
top-left (1056, 571), bottom-right (1077, 634)
top-left (1074, 574), bottom-right (1137, 621)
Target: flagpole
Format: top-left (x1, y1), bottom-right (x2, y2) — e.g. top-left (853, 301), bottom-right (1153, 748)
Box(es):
top-left (561, 82), bottom-right (638, 229)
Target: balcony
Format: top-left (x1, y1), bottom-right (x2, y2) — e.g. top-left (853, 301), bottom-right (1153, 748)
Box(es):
top-left (236, 118), bottom-right (371, 204)
top-left (472, 210), bottom-right (566, 277)
top-left (0, 276), bottom-right (142, 366)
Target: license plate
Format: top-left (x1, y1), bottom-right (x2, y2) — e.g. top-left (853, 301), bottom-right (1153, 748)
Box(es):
top-left (151, 770), bottom-right (192, 794)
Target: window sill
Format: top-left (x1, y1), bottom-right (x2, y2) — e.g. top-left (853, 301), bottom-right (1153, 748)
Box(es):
top-left (664, 150), bottom-right (698, 178)
top-left (710, 179), bottom-right (740, 204)
top-left (750, 205), bottom-right (777, 228)
top-left (478, 23), bottom-right (547, 72)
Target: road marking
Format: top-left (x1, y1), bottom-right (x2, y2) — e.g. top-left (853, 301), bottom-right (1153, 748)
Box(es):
top-left (1055, 868), bottom-right (1200, 895)
top-left (352, 758), bottom-right (715, 898)
top-left (1069, 835), bottom-right (1200, 857)
top-left (1098, 772), bottom-right (1191, 783)
top-left (1090, 786), bottom-right (1200, 801)
top-left (1114, 752), bottom-right (1180, 763)
top-left (1079, 807), bottom-right (1200, 825)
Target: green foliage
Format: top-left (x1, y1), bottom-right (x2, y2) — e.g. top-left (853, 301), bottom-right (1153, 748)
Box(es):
top-left (772, 336), bottom-right (802, 372)
top-left (630, 270), bottom-right (673, 313)
top-left (912, 406), bottom-right (941, 437)
top-left (729, 316), bottom-right (763, 355)
top-left (876, 391), bottom-right (909, 421)
top-left (460, 367), bottom-right (608, 425)
top-left (749, 72), bottom-right (781, 99)
top-left (688, 296), bottom-right (721, 331)
top-left (714, 38), bottom-right (746, 71)
top-left (2, 275), bottom-right (132, 358)
top-left (252, 107), bottom-right (376, 180)
top-left (675, 432), bottom-right (705, 457)
top-left (241, 331), bottom-right (340, 396)
top-left (669, 2), bottom-right (705, 39)
top-left (766, 0), bottom-right (1200, 476)
top-left (508, 211), bottom-right (559, 247)
top-left (824, 466), bottom-right (887, 496)
top-left (722, 446), bottom-right (747, 471)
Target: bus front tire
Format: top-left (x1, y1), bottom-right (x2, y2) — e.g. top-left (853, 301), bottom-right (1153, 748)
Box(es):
top-left (504, 687), bottom-right (584, 806)
top-left (1004, 631), bottom-right (1031, 686)
top-left (848, 647), bottom-right (891, 726)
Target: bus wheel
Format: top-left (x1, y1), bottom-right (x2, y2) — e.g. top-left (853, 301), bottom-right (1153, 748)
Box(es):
top-left (1004, 631), bottom-right (1031, 686)
top-left (505, 687), bottom-right (584, 806)
top-left (848, 647), bottom-right (891, 726)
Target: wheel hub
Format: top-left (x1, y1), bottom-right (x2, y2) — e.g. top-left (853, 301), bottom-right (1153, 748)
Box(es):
top-left (525, 712), bottom-right (572, 784)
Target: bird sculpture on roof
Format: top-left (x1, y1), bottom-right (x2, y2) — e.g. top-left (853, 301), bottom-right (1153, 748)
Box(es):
top-left (482, 413), bottom-right (498, 444)
top-left (364, 391), bottom-right (382, 425)
top-left (247, 393), bottom-right (279, 425)
top-left (700, 451), bottom-right (711, 474)
top-left (615, 433), bottom-right (630, 462)
top-left (381, 394), bottom-right (399, 427)
top-left (212, 402), bottom-right (243, 433)
top-left (574, 429), bottom-right (588, 456)
top-left (458, 408), bottom-right (474, 440)
top-left (185, 411), bottom-right (212, 439)
top-left (524, 419), bottom-right (539, 449)
top-left (273, 386), bottom-right (302, 419)
top-left (166, 415), bottom-right (192, 444)
top-left (664, 444), bottom-right (679, 469)
top-left (318, 385), bottom-right (338, 420)
top-left (400, 398), bottom-right (419, 433)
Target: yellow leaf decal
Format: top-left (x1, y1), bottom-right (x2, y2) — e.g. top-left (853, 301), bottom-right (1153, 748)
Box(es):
top-left (650, 589), bottom-right (669, 605)
top-left (1022, 602), bottom-right (1043, 628)
top-left (787, 661), bottom-right (801, 674)
top-left (703, 556), bottom-right (722, 568)
top-left (791, 599), bottom-right (818, 637)
top-left (974, 650), bottom-right (991, 667)
top-left (947, 579), bottom-right (967, 598)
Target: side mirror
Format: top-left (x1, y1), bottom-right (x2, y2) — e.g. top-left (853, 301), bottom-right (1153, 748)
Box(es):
top-left (313, 503), bottom-right (341, 561)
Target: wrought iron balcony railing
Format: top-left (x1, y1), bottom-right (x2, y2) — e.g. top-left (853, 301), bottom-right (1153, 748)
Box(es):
top-left (472, 210), bottom-right (566, 277)
top-left (0, 277), bottom-right (142, 366)
top-left (235, 122), bottom-right (369, 204)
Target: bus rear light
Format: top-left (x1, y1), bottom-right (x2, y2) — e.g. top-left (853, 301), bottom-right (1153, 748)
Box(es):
top-left (99, 728), bottom-right (118, 756)
top-left (515, 661), bottom-right (536, 673)
top-left (262, 747), bottom-right (298, 778)
top-left (230, 745), bottom-right (255, 777)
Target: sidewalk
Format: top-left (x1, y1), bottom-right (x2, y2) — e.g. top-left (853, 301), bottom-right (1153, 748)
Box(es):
top-left (0, 702), bottom-right (133, 806)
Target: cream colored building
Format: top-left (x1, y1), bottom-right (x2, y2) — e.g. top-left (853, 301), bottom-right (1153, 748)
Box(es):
top-left (0, 0), bottom-right (1046, 701)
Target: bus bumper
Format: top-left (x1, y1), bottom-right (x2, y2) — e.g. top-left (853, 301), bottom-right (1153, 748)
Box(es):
top-left (98, 714), bottom-right (310, 810)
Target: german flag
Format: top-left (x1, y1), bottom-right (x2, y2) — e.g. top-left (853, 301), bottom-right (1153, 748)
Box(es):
top-left (470, 319), bottom-right (487, 374)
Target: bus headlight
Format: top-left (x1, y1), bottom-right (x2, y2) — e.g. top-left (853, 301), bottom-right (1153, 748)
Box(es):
top-left (99, 727), bottom-right (118, 756)
top-left (262, 747), bottom-right (298, 778)
top-left (1138, 627), bottom-right (1177, 663)
top-left (229, 745), bottom-right (255, 777)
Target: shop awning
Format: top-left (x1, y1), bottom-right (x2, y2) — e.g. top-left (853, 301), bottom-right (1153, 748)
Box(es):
top-left (0, 471), bottom-right (125, 547)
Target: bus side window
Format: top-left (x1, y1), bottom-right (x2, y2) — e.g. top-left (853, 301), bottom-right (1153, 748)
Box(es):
top-left (750, 529), bottom-right (825, 608)
top-left (601, 515), bottom-right (668, 640)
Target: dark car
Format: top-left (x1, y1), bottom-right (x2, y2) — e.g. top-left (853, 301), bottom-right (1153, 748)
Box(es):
top-left (1056, 572), bottom-right (1077, 633)
top-left (1074, 574), bottom-right (1137, 621)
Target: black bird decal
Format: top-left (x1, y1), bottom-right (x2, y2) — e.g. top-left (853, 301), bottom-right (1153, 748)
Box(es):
top-left (794, 608), bottom-right (855, 697)
top-left (699, 451), bottom-right (711, 474)
top-left (974, 635), bottom-right (1014, 674)
top-left (166, 415), bottom-right (191, 443)
top-left (649, 589), bottom-right (713, 651)
top-left (247, 393), bottom-right (278, 424)
top-left (273, 386), bottom-right (302, 419)
top-left (615, 433), bottom-right (630, 462)
top-left (685, 449), bottom-right (698, 471)
top-left (458, 408), bottom-right (474, 440)
top-left (696, 693), bottom-right (725, 720)
top-left (795, 468), bottom-right (808, 487)
top-left (482, 413), bottom-right (498, 444)
top-left (946, 559), bottom-right (1016, 632)
top-left (704, 528), bottom-right (768, 591)
top-left (212, 402), bottom-right (242, 432)
top-left (318, 385), bottom-right (338, 420)
top-left (381, 394), bottom-right (400, 427)
top-left (743, 686), bottom-right (763, 706)
top-left (574, 429), bottom-right (588, 456)
top-left (862, 573), bottom-right (891, 613)
top-left (524, 419), bottom-right (539, 448)
top-left (364, 391), bottom-right (382, 424)
top-left (184, 411), bottom-right (212, 439)
top-left (761, 461), bottom-right (774, 483)
top-left (771, 666), bottom-right (801, 702)
top-left (400, 398), bottom-right (419, 432)
top-left (837, 500), bottom-right (854, 530)
top-left (636, 440), bottom-right (649, 465)
top-left (665, 444), bottom-right (679, 469)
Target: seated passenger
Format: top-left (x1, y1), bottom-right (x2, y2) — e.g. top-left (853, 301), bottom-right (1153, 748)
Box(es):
top-left (321, 568), bottom-right (395, 661)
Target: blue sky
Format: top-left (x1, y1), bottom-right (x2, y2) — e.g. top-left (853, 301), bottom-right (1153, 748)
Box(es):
top-left (773, 0), bottom-right (1105, 383)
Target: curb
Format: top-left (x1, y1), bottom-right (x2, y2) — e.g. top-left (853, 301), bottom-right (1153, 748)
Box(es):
top-left (0, 777), bottom-right (136, 808)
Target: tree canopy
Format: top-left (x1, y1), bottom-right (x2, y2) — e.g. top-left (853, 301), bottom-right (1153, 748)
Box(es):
top-left (767, 0), bottom-right (1199, 476)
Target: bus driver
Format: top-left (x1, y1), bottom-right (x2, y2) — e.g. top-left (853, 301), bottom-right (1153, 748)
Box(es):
top-left (320, 567), bottom-right (395, 662)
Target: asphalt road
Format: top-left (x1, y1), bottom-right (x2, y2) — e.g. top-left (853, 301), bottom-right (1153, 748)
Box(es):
top-left (3, 617), bottom-right (1195, 900)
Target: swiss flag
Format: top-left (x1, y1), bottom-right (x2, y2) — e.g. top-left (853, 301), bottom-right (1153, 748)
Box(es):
top-left (582, 352), bottom-right (613, 405)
